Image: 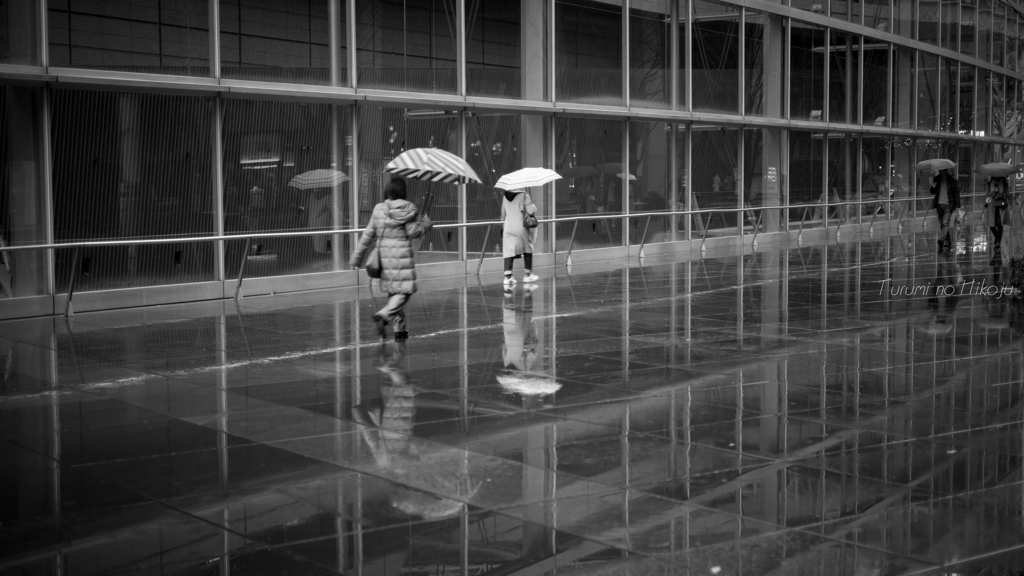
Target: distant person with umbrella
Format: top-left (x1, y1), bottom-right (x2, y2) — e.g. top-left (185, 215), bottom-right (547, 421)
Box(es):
top-left (985, 175), bottom-right (1011, 252)
top-left (501, 188), bottom-right (539, 288)
top-left (929, 166), bottom-right (961, 253)
top-left (349, 177), bottom-right (432, 340)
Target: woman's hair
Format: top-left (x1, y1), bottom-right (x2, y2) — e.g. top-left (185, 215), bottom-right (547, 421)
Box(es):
top-left (384, 177), bottom-right (407, 200)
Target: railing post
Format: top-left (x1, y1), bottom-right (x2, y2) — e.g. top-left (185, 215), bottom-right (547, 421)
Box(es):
top-left (751, 209), bottom-right (764, 250)
top-left (475, 223), bottom-right (492, 276)
top-left (565, 220), bottom-right (580, 266)
top-left (637, 214), bottom-right (652, 259)
top-left (64, 247), bottom-right (80, 317)
top-left (234, 237), bottom-right (252, 300)
top-left (700, 212), bottom-right (711, 257)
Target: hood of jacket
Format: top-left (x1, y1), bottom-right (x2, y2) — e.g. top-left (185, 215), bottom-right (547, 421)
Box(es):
top-left (384, 199), bottom-right (419, 226)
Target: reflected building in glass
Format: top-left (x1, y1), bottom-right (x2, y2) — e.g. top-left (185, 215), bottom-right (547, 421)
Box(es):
top-left (0, 0), bottom-right (1022, 318)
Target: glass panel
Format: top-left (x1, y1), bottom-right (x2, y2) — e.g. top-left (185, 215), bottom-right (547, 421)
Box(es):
top-left (961, 0), bottom-right (977, 58)
top-left (628, 121), bottom-right (673, 244)
top-left (891, 136), bottom-right (913, 216)
top-left (744, 127), bottom-right (784, 234)
top-left (222, 100), bottom-right (353, 278)
top-left (630, 0), bottom-right (670, 109)
top-left (893, 0), bottom-right (915, 39)
top-left (992, 74), bottom-right (1005, 138)
top-left (917, 52), bottom-right (938, 132)
top-left (787, 130), bottom-right (823, 227)
top-left (828, 31), bottom-right (858, 124)
top-left (51, 90), bottom-right (215, 291)
top-left (831, 0), bottom-right (849, 22)
top-left (220, 0), bottom-right (333, 85)
top-left (555, 0), bottom-right (624, 106)
top-left (553, 117), bottom-right (624, 249)
top-left (790, 21), bottom-right (825, 122)
top-left (941, 0), bottom-right (958, 51)
top-left (861, 137), bottom-right (892, 221)
top-left (791, 0), bottom-right (826, 16)
top-left (940, 58), bottom-right (956, 132)
top-left (692, 0), bottom-right (739, 114)
top-left (467, 0), bottom-right (548, 101)
top-left (465, 113), bottom-right (550, 258)
top-left (48, 0), bottom-right (210, 76)
top-left (357, 106), bottom-right (460, 261)
top-left (745, 9), bottom-right (783, 117)
top-left (0, 88), bottom-right (48, 300)
top-left (918, 0), bottom-right (939, 46)
top-left (356, 0), bottom-right (457, 94)
top-left (978, 69), bottom-right (991, 136)
top-left (862, 42), bottom-right (889, 127)
top-left (863, 0), bottom-right (891, 32)
top-left (0, 0), bottom-right (41, 65)
top-left (828, 134), bottom-right (855, 224)
top-left (978, 0), bottom-right (992, 63)
top-left (959, 64), bottom-right (975, 133)
top-left (957, 142), bottom-right (976, 207)
top-left (1008, 13), bottom-right (1018, 72)
top-left (992, 2), bottom-right (1005, 67)
top-left (691, 126), bottom-right (740, 236)
top-left (892, 47), bottom-right (914, 129)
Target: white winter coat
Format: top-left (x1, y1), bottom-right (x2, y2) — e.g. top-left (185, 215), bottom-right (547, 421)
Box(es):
top-left (501, 192), bottom-right (537, 258)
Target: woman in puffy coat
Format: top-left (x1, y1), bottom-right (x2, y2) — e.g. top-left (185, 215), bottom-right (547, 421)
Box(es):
top-left (501, 189), bottom-right (538, 288)
top-left (349, 178), bottom-right (432, 340)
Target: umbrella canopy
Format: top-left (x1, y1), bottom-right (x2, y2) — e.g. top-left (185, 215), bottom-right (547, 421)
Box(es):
top-left (975, 162), bottom-right (1020, 178)
top-left (914, 158), bottom-right (957, 173)
top-left (494, 167), bottom-right (562, 191)
top-left (385, 148), bottom-right (482, 184)
top-left (288, 169), bottom-right (349, 190)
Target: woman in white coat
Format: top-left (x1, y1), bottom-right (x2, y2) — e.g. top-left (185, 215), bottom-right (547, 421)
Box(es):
top-left (501, 189), bottom-right (538, 287)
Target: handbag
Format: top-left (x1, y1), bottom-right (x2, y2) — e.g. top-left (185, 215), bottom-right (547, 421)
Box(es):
top-left (995, 196), bottom-right (1008, 208)
top-left (521, 196), bottom-right (538, 229)
top-left (365, 231), bottom-right (383, 279)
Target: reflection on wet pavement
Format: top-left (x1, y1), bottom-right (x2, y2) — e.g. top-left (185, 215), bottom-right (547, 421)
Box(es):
top-left (3, 232), bottom-right (1024, 575)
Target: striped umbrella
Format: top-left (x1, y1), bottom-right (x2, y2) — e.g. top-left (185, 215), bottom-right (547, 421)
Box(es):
top-left (287, 169), bottom-right (350, 190)
top-left (975, 162), bottom-right (1020, 178)
top-left (494, 167), bottom-right (562, 190)
top-left (385, 148), bottom-right (482, 184)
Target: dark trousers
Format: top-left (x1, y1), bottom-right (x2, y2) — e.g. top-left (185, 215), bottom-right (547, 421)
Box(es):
top-left (504, 253), bottom-right (533, 274)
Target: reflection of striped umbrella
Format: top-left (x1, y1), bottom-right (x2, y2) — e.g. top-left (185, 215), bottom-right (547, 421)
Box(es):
top-left (287, 169), bottom-right (349, 190)
top-left (385, 148), bottom-right (482, 184)
top-left (494, 167), bottom-right (561, 190)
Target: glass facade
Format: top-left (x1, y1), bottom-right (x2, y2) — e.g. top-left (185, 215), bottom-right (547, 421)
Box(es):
top-left (0, 0), bottom-right (1023, 316)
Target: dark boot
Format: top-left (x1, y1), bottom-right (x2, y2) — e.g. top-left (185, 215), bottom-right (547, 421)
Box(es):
top-left (992, 227), bottom-right (1003, 248)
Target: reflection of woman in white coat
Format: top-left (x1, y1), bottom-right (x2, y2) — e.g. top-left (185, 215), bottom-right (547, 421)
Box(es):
top-left (502, 293), bottom-right (537, 372)
top-left (501, 190), bottom-right (538, 288)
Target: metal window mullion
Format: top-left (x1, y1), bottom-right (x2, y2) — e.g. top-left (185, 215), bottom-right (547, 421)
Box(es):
top-left (737, 127), bottom-right (745, 234)
top-left (739, 8), bottom-right (746, 115)
top-left (547, 115), bottom-right (556, 253)
top-left (685, 124), bottom-right (692, 241)
top-left (785, 18), bottom-right (791, 120)
top-left (350, 107), bottom-right (361, 250)
top-left (330, 0), bottom-right (343, 87)
top-left (549, 0), bottom-right (556, 102)
top-left (623, 118), bottom-right (630, 247)
top-left (212, 97), bottom-right (225, 284)
top-left (457, 0), bottom-right (466, 97)
top-left (623, 0), bottom-right (630, 107)
top-left (912, 49), bottom-right (919, 134)
top-left (459, 111), bottom-right (467, 260)
top-left (671, 0), bottom-right (680, 111)
top-left (686, 0), bottom-right (693, 112)
top-left (38, 1), bottom-right (49, 67)
top-left (823, 27), bottom-right (830, 123)
top-left (670, 124), bottom-right (678, 241)
top-left (209, 0), bottom-right (221, 79)
top-left (40, 87), bottom-right (55, 297)
top-left (347, 0), bottom-right (358, 88)
top-left (857, 35), bottom-right (864, 125)
top-left (886, 42), bottom-right (893, 127)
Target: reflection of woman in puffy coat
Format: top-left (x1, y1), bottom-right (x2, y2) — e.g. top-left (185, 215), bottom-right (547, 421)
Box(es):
top-left (350, 178), bottom-right (432, 340)
top-left (984, 176), bottom-right (1011, 252)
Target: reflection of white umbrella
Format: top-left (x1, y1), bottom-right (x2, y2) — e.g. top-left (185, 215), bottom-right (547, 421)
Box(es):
top-left (915, 322), bottom-right (954, 335)
top-left (496, 373), bottom-right (561, 396)
top-left (392, 489), bottom-right (465, 520)
top-left (976, 317), bottom-right (1009, 330)
top-left (288, 169), bottom-right (349, 190)
top-left (495, 167), bottom-right (561, 190)
top-left (914, 159), bottom-right (956, 173)
top-left (975, 163), bottom-right (1020, 178)
top-left (385, 148), bottom-right (482, 184)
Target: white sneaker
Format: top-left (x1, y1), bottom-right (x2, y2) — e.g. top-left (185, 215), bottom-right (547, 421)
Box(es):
top-left (503, 276), bottom-right (517, 287)
top-left (522, 273), bottom-right (539, 283)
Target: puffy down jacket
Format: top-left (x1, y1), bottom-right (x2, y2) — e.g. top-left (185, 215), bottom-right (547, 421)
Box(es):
top-left (350, 199), bottom-right (432, 295)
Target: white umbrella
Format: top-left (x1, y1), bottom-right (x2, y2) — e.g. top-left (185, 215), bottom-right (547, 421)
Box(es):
top-left (288, 169), bottom-right (349, 190)
top-left (914, 158), bottom-right (956, 173)
top-left (385, 148), bottom-right (482, 184)
top-left (494, 167), bottom-right (562, 190)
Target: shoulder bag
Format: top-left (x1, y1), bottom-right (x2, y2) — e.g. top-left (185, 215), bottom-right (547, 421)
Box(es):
top-left (521, 195), bottom-right (538, 229)
top-left (365, 203), bottom-right (386, 279)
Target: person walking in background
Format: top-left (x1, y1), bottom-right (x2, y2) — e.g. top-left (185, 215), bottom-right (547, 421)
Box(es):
top-left (501, 188), bottom-right (539, 288)
top-left (349, 178), bottom-right (432, 341)
top-left (984, 175), bottom-right (1011, 253)
top-left (930, 168), bottom-right (961, 254)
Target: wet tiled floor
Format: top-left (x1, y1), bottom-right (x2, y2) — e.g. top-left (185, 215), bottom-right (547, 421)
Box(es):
top-left (3, 229), bottom-right (1024, 575)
